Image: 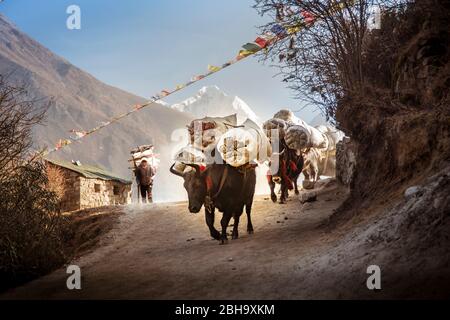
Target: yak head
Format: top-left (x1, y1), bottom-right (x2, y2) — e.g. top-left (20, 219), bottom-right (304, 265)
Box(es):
top-left (170, 163), bottom-right (207, 213)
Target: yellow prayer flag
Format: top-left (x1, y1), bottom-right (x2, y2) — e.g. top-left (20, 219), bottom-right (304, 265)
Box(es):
top-left (207, 65), bottom-right (221, 72)
top-left (238, 49), bottom-right (253, 58)
top-left (287, 25), bottom-right (302, 34)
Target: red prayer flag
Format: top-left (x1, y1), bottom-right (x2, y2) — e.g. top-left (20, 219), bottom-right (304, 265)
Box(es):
top-left (255, 37), bottom-right (268, 48)
top-left (301, 10), bottom-right (315, 25)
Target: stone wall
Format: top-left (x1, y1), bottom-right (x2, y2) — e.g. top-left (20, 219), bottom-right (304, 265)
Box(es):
top-left (53, 166), bottom-right (131, 212)
top-left (59, 170), bottom-right (81, 212)
top-left (108, 181), bottom-right (132, 205)
top-left (79, 178), bottom-right (131, 210)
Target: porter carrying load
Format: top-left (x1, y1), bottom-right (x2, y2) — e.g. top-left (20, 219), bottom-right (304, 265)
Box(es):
top-left (130, 144), bottom-right (159, 203)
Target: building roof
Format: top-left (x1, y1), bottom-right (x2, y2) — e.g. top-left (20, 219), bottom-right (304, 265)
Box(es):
top-left (46, 158), bottom-right (132, 185)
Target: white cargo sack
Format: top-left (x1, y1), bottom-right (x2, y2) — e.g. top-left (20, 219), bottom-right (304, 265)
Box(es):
top-left (263, 118), bottom-right (289, 141)
top-left (188, 114), bottom-right (237, 153)
top-left (315, 125), bottom-right (345, 151)
top-left (273, 109), bottom-right (308, 127)
top-left (285, 123), bottom-right (327, 150)
top-left (217, 119), bottom-right (272, 167)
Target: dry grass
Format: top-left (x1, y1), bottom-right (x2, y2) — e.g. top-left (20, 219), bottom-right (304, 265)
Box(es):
top-left (46, 164), bottom-right (66, 201)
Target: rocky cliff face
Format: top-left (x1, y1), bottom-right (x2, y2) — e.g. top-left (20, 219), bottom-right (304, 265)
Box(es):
top-left (335, 0), bottom-right (450, 207)
top-left (336, 137), bottom-right (356, 187)
top-left (329, 2), bottom-right (450, 294)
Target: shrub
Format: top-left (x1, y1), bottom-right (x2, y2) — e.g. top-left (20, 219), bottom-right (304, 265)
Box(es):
top-left (0, 75), bottom-right (67, 291)
top-left (0, 161), bottom-right (68, 290)
top-left (46, 164), bottom-right (66, 202)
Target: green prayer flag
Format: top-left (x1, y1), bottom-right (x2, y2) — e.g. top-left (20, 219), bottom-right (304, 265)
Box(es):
top-left (242, 42), bottom-right (261, 53)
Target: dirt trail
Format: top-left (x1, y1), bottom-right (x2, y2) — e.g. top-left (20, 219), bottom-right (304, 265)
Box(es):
top-left (3, 180), bottom-right (360, 299)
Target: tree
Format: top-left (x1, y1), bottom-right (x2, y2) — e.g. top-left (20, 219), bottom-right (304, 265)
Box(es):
top-left (0, 75), bottom-right (48, 182)
top-left (253, 0), bottom-right (408, 123)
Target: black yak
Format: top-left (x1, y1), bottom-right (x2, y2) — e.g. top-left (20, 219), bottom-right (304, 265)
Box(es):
top-left (170, 163), bottom-right (256, 244)
top-left (266, 141), bottom-right (304, 204)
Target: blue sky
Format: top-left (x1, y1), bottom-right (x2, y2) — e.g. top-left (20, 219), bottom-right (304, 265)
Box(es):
top-left (1, 0), bottom-right (320, 122)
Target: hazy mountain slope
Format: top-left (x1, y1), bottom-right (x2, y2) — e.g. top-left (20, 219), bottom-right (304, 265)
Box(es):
top-left (0, 14), bottom-right (194, 201)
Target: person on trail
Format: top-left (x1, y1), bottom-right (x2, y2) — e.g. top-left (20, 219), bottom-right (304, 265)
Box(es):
top-left (135, 158), bottom-right (154, 203)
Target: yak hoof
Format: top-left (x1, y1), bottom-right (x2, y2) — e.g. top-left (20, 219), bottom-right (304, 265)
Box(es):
top-left (247, 229), bottom-right (254, 234)
top-left (211, 231), bottom-right (221, 240)
top-left (271, 194), bottom-right (277, 203)
top-left (232, 232), bottom-right (239, 240)
top-left (295, 189), bottom-right (300, 195)
top-left (220, 234), bottom-right (228, 245)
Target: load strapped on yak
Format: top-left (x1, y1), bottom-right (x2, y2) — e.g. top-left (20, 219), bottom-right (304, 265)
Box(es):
top-left (263, 109), bottom-right (345, 182)
top-left (172, 114), bottom-right (272, 173)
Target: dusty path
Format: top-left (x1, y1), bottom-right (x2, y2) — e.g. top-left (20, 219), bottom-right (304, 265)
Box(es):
top-left (3, 181), bottom-right (358, 299)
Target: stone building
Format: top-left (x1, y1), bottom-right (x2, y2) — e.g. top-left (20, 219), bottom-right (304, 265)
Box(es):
top-left (46, 159), bottom-right (132, 212)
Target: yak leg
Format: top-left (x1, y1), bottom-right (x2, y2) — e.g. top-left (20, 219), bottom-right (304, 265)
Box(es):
top-left (269, 179), bottom-right (277, 202)
top-left (220, 212), bottom-right (232, 244)
top-left (279, 183), bottom-right (288, 204)
top-left (232, 213), bottom-right (241, 240)
top-left (283, 186), bottom-right (289, 203)
top-left (205, 207), bottom-right (220, 240)
top-left (294, 175), bottom-right (300, 195)
top-left (246, 201), bottom-right (254, 234)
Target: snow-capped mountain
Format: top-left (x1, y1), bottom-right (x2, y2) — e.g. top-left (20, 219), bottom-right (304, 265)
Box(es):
top-left (170, 86), bottom-right (258, 124)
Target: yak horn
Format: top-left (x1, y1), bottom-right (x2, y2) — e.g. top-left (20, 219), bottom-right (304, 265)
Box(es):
top-left (184, 163), bottom-right (201, 175)
top-left (272, 148), bottom-right (286, 156)
top-left (169, 163), bottom-right (184, 177)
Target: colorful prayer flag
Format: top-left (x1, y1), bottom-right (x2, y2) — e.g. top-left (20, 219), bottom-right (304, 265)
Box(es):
top-left (287, 25), bottom-right (302, 34)
top-left (255, 32), bottom-right (277, 48)
top-left (56, 139), bottom-right (72, 149)
top-left (301, 10), bottom-right (316, 25)
top-left (236, 49), bottom-right (253, 60)
top-left (242, 42), bottom-right (261, 53)
top-left (191, 75), bottom-right (205, 81)
top-left (330, 0), bottom-right (348, 12)
top-left (161, 90), bottom-right (171, 97)
top-left (207, 65), bottom-right (221, 72)
top-left (270, 24), bottom-right (287, 37)
top-left (254, 37), bottom-right (269, 48)
top-left (69, 129), bottom-right (87, 139)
